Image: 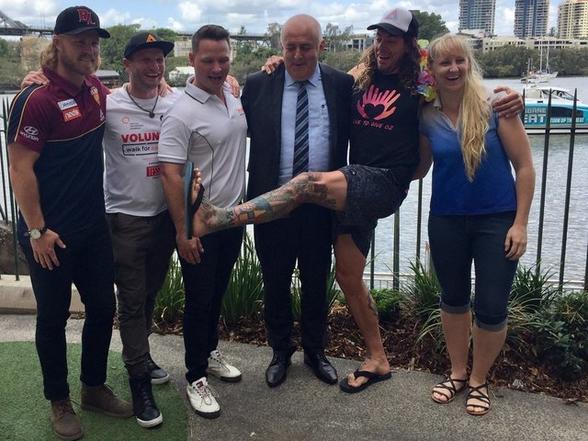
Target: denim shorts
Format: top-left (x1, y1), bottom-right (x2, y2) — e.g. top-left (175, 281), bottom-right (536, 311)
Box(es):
top-left (336, 164), bottom-right (408, 257)
top-left (428, 211), bottom-right (518, 330)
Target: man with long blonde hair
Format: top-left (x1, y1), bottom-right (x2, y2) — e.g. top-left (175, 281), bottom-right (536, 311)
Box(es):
top-left (8, 6), bottom-right (132, 440)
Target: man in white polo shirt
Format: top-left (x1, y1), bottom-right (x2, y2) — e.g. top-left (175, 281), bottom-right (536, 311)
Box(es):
top-left (159, 24), bottom-right (246, 419)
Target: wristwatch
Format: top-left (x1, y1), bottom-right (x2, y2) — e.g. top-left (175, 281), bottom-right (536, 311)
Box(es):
top-left (25, 226), bottom-right (48, 239)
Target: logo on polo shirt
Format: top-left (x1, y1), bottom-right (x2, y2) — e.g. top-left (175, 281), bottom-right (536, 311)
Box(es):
top-left (90, 86), bottom-right (100, 106)
top-left (20, 126), bottom-right (40, 141)
top-left (63, 107), bottom-right (82, 122)
top-left (57, 98), bottom-right (78, 110)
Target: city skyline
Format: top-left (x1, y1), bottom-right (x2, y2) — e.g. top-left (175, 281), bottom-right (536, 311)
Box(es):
top-left (0, 0), bottom-right (567, 37)
top-left (514, 0), bottom-right (549, 37)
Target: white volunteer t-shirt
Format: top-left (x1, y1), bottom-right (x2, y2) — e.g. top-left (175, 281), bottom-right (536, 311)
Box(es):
top-left (158, 81), bottom-right (247, 208)
top-left (104, 87), bottom-right (180, 216)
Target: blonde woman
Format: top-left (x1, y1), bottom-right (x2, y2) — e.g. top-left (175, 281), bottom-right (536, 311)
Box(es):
top-left (415, 34), bottom-right (535, 415)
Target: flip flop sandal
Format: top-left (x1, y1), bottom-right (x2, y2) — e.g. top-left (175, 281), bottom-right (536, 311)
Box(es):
top-left (466, 383), bottom-right (491, 416)
top-left (431, 377), bottom-right (468, 404)
top-left (183, 161), bottom-right (205, 239)
top-left (339, 369), bottom-right (392, 394)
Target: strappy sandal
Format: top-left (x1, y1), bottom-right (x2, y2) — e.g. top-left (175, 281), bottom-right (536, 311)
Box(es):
top-left (466, 383), bottom-right (491, 416)
top-left (431, 377), bottom-right (468, 404)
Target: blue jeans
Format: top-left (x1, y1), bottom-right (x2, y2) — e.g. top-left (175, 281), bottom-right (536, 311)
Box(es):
top-left (19, 220), bottom-right (116, 401)
top-left (428, 212), bottom-right (518, 331)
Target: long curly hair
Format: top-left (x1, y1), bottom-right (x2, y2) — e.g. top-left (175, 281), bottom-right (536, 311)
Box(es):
top-left (40, 40), bottom-right (59, 70)
top-left (428, 33), bottom-right (490, 181)
top-left (354, 35), bottom-right (421, 94)
top-left (40, 36), bottom-right (101, 72)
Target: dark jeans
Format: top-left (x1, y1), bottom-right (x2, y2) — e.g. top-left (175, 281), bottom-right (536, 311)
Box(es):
top-left (106, 211), bottom-right (175, 377)
top-left (428, 212), bottom-right (518, 331)
top-left (254, 204), bottom-right (332, 353)
top-left (181, 226), bottom-right (244, 383)
top-left (19, 220), bottom-right (116, 401)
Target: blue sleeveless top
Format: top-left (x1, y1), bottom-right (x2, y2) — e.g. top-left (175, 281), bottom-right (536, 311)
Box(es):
top-left (420, 101), bottom-right (517, 216)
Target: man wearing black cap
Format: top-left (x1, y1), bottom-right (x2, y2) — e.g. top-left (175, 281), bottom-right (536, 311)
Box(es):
top-left (8, 6), bottom-right (132, 441)
top-left (103, 31), bottom-right (177, 429)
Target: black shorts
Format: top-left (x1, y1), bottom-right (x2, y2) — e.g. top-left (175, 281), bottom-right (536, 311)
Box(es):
top-left (336, 164), bottom-right (408, 257)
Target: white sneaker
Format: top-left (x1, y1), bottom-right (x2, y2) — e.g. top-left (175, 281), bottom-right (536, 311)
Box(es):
top-left (186, 377), bottom-right (220, 419)
top-left (207, 349), bottom-right (242, 382)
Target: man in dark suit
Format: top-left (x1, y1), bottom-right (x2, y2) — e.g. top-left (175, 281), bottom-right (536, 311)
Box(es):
top-left (241, 14), bottom-right (353, 387)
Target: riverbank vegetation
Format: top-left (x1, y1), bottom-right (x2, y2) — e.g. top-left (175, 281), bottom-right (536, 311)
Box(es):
top-left (153, 234), bottom-right (588, 402)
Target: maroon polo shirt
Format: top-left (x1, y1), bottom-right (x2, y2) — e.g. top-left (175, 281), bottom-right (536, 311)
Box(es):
top-left (8, 68), bottom-right (109, 236)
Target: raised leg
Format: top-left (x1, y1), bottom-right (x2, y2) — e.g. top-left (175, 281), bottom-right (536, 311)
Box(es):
top-left (191, 170), bottom-right (348, 237)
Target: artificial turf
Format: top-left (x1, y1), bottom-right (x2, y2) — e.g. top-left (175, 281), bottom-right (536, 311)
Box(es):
top-left (0, 341), bottom-right (187, 441)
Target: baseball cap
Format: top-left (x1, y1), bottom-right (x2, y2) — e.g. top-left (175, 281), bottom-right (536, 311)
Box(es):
top-left (124, 32), bottom-right (175, 59)
top-left (367, 7), bottom-right (419, 37)
top-left (54, 6), bottom-right (110, 38)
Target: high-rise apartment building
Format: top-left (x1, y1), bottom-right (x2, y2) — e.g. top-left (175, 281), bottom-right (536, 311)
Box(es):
top-left (558, 0), bottom-right (588, 39)
top-left (459, 0), bottom-right (497, 35)
top-left (514, 0), bottom-right (549, 37)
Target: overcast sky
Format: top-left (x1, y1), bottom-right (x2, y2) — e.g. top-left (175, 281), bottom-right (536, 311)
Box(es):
top-left (0, 0), bottom-right (563, 37)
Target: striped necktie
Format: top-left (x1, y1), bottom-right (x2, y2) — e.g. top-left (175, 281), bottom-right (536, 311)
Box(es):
top-left (292, 80), bottom-right (309, 177)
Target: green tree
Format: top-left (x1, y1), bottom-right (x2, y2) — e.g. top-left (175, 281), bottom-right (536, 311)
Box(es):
top-left (100, 24), bottom-right (141, 79)
top-left (476, 46), bottom-right (536, 77)
top-left (151, 28), bottom-right (179, 43)
top-left (411, 11), bottom-right (449, 41)
top-left (324, 23), bottom-right (353, 52)
top-left (321, 50), bottom-right (361, 73)
top-left (0, 38), bottom-right (10, 57)
top-left (231, 46), bottom-right (279, 84)
top-left (550, 48), bottom-right (588, 76)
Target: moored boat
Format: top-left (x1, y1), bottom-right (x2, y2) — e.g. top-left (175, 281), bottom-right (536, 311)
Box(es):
top-left (523, 86), bottom-right (588, 134)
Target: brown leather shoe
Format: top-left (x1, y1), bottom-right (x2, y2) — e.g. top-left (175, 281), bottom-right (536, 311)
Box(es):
top-left (50, 398), bottom-right (83, 441)
top-left (80, 384), bottom-right (133, 418)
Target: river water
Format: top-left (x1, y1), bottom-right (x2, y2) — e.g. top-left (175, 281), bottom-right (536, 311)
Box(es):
top-left (2, 76), bottom-right (588, 283)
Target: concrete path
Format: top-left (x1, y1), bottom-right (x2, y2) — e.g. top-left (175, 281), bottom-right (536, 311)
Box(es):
top-left (1, 314), bottom-right (586, 441)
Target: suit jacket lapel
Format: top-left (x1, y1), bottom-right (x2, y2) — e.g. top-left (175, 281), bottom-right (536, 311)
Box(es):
top-left (320, 64), bottom-right (338, 169)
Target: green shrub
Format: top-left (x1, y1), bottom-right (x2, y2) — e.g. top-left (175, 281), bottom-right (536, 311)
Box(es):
top-left (370, 288), bottom-right (403, 322)
top-left (507, 265), bottom-right (561, 355)
top-left (154, 255), bottom-right (185, 324)
top-left (510, 265), bottom-right (560, 313)
top-left (534, 290), bottom-right (588, 380)
top-left (400, 260), bottom-right (443, 347)
top-left (221, 233), bottom-right (264, 323)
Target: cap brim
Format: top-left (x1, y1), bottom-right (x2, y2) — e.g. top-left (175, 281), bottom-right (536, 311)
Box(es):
top-left (125, 41), bottom-right (174, 59)
top-left (367, 23), bottom-right (405, 36)
top-left (61, 27), bottom-right (111, 38)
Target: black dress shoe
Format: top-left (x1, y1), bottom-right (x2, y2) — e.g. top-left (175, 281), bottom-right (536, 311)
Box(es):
top-left (266, 348), bottom-right (295, 388)
top-left (304, 351), bottom-right (338, 385)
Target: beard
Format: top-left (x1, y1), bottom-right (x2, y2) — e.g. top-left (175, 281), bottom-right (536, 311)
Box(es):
top-left (59, 51), bottom-right (99, 77)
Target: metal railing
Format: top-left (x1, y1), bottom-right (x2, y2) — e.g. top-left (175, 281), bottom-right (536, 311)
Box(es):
top-left (1, 94), bottom-right (587, 291)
